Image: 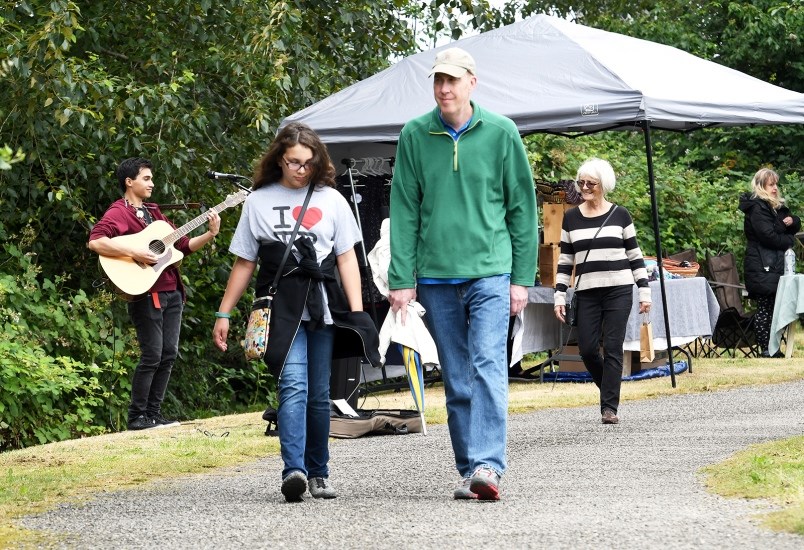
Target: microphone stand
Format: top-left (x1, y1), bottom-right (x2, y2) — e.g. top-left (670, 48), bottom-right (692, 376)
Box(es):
top-left (222, 175), bottom-right (253, 193)
top-left (232, 180), bottom-right (252, 193)
top-left (206, 169), bottom-right (253, 193)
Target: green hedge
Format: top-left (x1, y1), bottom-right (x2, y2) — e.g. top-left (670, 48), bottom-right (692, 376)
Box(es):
top-left (0, 238), bottom-right (132, 451)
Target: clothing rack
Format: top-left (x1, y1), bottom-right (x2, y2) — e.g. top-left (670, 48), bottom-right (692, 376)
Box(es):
top-left (342, 156), bottom-right (395, 178)
top-left (341, 158), bottom-right (395, 326)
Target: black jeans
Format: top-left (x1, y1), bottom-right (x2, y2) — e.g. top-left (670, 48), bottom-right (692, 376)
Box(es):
top-left (127, 290), bottom-right (183, 422)
top-left (575, 285), bottom-right (633, 413)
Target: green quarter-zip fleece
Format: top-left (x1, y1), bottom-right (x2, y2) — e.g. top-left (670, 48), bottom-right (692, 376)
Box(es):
top-left (389, 102), bottom-right (538, 289)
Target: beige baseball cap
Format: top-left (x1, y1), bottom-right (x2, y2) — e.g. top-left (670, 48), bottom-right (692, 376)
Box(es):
top-left (429, 47), bottom-right (476, 78)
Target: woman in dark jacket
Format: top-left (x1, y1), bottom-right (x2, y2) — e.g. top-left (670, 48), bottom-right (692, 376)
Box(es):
top-left (738, 168), bottom-right (800, 358)
top-left (212, 122), bottom-right (380, 502)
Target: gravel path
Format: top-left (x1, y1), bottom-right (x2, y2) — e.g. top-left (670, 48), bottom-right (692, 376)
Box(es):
top-left (18, 380), bottom-right (804, 549)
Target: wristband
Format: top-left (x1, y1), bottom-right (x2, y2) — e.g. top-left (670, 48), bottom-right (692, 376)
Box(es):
top-left (215, 312), bottom-right (231, 319)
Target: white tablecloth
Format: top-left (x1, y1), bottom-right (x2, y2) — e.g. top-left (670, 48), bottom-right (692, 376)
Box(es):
top-left (769, 274), bottom-right (804, 356)
top-left (521, 277), bottom-right (720, 354)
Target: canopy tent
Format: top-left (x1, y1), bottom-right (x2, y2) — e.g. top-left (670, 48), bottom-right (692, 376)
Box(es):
top-left (281, 14), bottom-right (804, 386)
top-left (283, 14), bottom-right (804, 155)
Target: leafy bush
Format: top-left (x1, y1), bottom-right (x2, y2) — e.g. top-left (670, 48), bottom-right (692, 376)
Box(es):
top-left (0, 343), bottom-right (107, 450)
top-left (0, 232), bottom-right (133, 450)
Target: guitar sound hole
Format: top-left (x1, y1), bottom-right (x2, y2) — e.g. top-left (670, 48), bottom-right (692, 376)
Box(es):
top-left (150, 241), bottom-right (166, 255)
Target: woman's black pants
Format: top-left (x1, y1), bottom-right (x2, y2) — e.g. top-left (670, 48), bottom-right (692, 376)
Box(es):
top-left (575, 284), bottom-right (634, 413)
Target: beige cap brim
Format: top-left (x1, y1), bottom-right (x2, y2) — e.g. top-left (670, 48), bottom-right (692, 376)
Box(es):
top-left (429, 64), bottom-right (469, 78)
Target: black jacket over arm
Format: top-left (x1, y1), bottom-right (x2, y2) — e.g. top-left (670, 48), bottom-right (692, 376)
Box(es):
top-left (255, 238), bottom-right (381, 377)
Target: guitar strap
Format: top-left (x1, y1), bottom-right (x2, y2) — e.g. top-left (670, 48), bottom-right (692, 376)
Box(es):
top-left (139, 207), bottom-right (153, 225)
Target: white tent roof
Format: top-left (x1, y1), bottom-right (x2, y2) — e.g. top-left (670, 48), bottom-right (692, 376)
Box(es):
top-left (282, 14), bottom-right (804, 145)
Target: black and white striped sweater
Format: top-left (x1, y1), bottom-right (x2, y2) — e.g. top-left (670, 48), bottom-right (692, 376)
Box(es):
top-left (553, 204), bottom-right (651, 307)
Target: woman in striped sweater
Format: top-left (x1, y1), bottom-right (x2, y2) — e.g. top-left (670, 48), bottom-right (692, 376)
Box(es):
top-left (553, 158), bottom-right (651, 425)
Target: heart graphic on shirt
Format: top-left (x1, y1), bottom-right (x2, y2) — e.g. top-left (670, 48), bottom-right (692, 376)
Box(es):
top-left (293, 206), bottom-right (322, 229)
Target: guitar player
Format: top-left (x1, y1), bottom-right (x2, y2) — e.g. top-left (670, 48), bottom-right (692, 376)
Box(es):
top-left (88, 157), bottom-right (220, 431)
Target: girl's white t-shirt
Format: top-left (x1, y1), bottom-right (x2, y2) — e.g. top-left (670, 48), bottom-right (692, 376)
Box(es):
top-left (229, 183), bottom-right (362, 323)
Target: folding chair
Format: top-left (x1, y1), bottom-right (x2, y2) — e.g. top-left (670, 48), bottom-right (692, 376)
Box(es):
top-left (703, 253), bottom-right (761, 357)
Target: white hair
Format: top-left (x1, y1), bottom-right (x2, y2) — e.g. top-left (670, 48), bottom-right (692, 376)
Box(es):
top-left (574, 158), bottom-right (616, 194)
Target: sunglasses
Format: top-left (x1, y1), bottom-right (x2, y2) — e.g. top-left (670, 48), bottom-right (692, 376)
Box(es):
top-left (577, 179), bottom-right (600, 189)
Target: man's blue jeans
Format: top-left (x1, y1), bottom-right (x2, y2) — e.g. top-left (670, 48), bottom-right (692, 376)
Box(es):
top-left (277, 322), bottom-right (334, 480)
top-left (127, 290), bottom-right (183, 423)
top-left (417, 275), bottom-right (510, 478)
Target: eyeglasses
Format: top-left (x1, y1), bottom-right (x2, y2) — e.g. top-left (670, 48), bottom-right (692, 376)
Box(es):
top-left (577, 179), bottom-right (600, 189)
top-left (282, 158), bottom-right (313, 172)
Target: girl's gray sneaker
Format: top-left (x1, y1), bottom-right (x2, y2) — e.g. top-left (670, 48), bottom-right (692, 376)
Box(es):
top-left (308, 477), bottom-right (337, 499)
top-left (281, 471), bottom-right (307, 502)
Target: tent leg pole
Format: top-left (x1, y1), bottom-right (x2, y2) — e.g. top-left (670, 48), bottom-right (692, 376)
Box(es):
top-left (643, 121), bottom-right (677, 388)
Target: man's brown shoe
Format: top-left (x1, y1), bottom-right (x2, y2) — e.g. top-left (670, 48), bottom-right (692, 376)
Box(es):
top-left (602, 408), bottom-right (619, 424)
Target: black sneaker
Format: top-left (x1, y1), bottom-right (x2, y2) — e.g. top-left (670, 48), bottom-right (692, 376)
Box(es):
top-left (281, 471), bottom-right (307, 503)
top-left (128, 414), bottom-right (156, 431)
top-left (150, 413), bottom-right (181, 428)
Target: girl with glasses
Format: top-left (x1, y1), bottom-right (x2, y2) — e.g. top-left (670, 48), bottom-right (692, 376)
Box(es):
top-left (212, 122), bottom-right (381, 501)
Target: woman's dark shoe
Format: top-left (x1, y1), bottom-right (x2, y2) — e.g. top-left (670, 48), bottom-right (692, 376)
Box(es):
top-left (601, 408), bottom-right (619, 425)
top-left (263, 406), bottom-right (278, 436)
top-left (760, 349), bottom-right (771, 358)
top-left (508, 367), bottom-right (541, 382)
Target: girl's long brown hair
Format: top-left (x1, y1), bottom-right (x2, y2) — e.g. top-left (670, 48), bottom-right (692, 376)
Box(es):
top-left (252, 122), bottom-right (336, 190)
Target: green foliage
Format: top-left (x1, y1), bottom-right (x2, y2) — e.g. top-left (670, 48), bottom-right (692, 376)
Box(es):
top-left (0, 1), bottom-right (416, 441)
top-left (0, 0), bottom-right (418, 290)
top-left (0, 233), bottom-right (132, 450)
top-left (0, 146), bottom-right (24, 171)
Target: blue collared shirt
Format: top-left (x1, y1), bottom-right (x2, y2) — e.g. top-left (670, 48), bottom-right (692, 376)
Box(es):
top-left (439, 111), bottom-right (473, 140)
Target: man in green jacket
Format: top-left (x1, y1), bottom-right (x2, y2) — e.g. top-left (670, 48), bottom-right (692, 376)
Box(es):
top-left (388, 47), bottom-right (538, 501)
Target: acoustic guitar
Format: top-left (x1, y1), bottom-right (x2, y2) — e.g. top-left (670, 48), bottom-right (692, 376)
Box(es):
top-left (99, 190), bottom-right (248, 297)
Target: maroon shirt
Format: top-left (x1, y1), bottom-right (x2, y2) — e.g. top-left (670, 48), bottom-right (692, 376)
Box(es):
top-left (89, 198), bottom-right (193, 295)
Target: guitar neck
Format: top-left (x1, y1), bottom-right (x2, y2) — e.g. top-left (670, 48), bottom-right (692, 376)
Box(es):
top-left (161, 198), bottom-right (234, 246)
